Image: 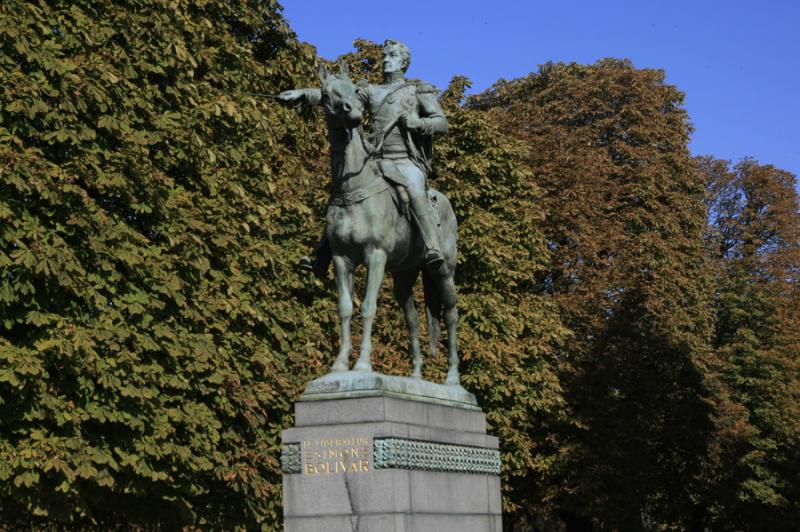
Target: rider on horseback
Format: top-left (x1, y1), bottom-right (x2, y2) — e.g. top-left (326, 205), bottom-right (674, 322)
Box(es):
top-left (279, 39), bottom-right (449, 276)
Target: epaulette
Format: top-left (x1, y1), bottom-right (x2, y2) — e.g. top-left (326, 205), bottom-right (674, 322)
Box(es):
top-left (416, 81), bottom-right (437, 94)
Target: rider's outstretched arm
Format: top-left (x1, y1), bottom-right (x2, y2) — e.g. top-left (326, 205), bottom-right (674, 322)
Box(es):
top-left (278, 88), bottom-right (322, 106)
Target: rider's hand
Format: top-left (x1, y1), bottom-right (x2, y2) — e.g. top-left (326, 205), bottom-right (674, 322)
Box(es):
top-left (400, 113), bottom-right (423, 132)
top-left (278, 89), bottom-right (304, 104)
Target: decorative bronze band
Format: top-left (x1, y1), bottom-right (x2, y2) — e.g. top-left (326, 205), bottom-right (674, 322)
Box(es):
top-left (373, 437), bottom-right (501, 475)
top-left (281, 443), bottom-right (302, 474)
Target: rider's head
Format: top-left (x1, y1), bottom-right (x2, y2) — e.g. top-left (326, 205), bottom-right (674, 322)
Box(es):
top-left (382, 39), bottom-right (411, 74)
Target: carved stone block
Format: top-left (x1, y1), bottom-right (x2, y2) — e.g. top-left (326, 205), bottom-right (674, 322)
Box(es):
top-left (281, 378), bottom-right (502, 532)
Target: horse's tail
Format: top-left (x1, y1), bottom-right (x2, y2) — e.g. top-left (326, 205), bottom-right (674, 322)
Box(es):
top-left (422, 270), bottom-right (442, 359)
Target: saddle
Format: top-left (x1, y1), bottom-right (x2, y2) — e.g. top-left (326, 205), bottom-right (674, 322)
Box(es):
top-left (326, 160), bottom-right (440, 227)
top-left (377, 159), bottom-right (440, 226)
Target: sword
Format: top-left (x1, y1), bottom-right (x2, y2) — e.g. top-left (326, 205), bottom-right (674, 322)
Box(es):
top-left (225, 91), bottom-right (282, 99)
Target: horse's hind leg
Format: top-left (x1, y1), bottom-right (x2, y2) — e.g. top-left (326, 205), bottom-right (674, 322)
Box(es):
top-left (354, 249), bottom-right (387, 372)
top-left (439, 275), bottom-right (460, 385)
top-left (422, 271), bottom-right (441, 360)
top-left (330, 255), bottom-right (353, 373)
top-left (393, 270), bottom-right (423, 378)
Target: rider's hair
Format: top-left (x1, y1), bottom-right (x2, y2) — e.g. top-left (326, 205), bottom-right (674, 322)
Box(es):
top-left (383, 39), bottom-right (411, 73)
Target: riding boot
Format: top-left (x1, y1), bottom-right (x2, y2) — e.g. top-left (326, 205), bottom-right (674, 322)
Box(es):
top-left (409, 193), bottom-right (444, 269)
top-left (297, 233), bottom-right (332, 279)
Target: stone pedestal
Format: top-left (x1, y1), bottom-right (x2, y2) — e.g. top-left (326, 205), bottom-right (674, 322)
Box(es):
top-left (281, 371), bottom-right (502, 532)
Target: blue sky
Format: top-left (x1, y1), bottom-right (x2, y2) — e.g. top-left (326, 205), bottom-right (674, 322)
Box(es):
top-left (281, 1), bottom-right (799, 179)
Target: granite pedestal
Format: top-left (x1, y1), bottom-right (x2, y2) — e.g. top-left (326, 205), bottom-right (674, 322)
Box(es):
top-left (281, 371), bottom-right (502, 532)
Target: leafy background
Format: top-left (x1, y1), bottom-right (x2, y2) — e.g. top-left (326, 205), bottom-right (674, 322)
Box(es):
top-left (1, 1), bottom-right (798, 530)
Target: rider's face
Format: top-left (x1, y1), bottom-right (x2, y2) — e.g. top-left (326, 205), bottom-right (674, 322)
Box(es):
top-left (382, 47), bottom-right (404, 74)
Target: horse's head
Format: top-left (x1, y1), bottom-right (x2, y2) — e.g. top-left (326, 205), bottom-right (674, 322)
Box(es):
top-left (318, 63), bottom-right (364, 130)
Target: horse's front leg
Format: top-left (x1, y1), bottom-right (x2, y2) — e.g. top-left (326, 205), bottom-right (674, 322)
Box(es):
top-left (330, 255), bottom-right (354, 373)
top-left (353, 248), bottom-right (387, 372)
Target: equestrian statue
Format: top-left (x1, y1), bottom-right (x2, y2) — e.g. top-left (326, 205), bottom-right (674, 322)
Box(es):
top-left (278, 40), bottom-right (460, 385)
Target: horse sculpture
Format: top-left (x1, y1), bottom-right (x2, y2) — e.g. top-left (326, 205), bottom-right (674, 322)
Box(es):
top-left (317, 64), bottom-right (461, 385)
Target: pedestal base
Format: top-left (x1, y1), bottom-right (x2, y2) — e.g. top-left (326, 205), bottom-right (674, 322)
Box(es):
top-left (301, 370), bottom-right (480, 409)
top-left (281, 373), bottom-right (502, 532)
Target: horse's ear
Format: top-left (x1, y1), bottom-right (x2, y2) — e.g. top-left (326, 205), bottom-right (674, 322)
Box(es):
top-left (338, 61), bottom-right (351, 78)
top-left (317, 63), bottom-right (328, 82)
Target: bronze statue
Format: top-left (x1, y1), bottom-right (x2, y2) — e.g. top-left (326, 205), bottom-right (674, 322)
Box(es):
top-left (279, 40), bottom-right (460, 385)
top-left (280, 39), bottom-right (449, 274)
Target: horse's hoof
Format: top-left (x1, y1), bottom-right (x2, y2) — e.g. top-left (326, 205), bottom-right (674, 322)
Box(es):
top-left (353, 360), bottom-right (372, 372)
top-left (330, 354), bottom-right (351, 373)
top-left (411, 371), bottom-right (422, 379)
top-left (330, 362), bottom-right (349, 373)
top-left (445, 371), bottom-right (460, 386)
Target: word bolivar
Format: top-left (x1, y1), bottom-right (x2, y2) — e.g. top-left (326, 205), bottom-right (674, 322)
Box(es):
top-left (302, 436), bottom-right (370, 475)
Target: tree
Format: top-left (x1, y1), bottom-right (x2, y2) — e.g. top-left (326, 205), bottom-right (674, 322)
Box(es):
top-left (472, 60), bottom-right (715, 530)
top-left (698, 157), bottom-right (800, 531)
top-left (0, 0), bottom-right (326, 527)
top-left (434, 77), bottom-right (571, 523)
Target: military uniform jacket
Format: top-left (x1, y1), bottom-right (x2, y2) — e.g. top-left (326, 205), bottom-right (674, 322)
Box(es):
top-left (304, 79), bottom-right (448, 178)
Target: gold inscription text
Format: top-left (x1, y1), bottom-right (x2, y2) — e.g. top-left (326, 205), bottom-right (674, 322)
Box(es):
top-left (302, 436), bottom-right (370, 475)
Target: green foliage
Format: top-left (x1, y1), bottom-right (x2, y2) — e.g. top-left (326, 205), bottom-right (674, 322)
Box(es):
top-left (336, 38), bottom-right (385, 85)
top-left (0, 0), bottom-right (328, 528)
